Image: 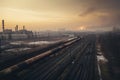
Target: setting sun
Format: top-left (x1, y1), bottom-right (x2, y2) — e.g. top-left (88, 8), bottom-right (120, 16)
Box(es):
top-left (74, 26), bottom-right (86, 31)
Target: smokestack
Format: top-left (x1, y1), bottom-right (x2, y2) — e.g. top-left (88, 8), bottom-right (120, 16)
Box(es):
top-left (15, 25), bottom-right (18, 31)
top-left (23, 25), bottom-right (25, 30)
top-left (2, 20), bottom-right (5, 32)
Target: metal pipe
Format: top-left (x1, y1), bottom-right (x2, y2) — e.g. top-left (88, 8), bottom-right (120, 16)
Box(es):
top-left (0, 37), bottom-right (80, 78)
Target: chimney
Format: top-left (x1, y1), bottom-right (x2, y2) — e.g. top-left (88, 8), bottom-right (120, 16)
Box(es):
top-left (15, 25), bottom-right (18, 31)
top-left (23, 25), bottom-right (25, 30)
top-left (2, 20), bottom-right (5, 32)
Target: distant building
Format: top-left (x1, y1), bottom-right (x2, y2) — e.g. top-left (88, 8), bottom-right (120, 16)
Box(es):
top-left (11, 34), bottom-right (28, 40)
top-left (0, 20), bottom-right (33, 40)
top-left (113, 27), bottom-right (120, 32)
top-left (4, 29), bottom-right (12, 33)
top-left (112, 26), bottom-right (120, 36)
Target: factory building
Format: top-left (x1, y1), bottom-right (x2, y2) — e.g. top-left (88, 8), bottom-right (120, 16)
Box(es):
top-left (0, 20), bottom-right (33, 40)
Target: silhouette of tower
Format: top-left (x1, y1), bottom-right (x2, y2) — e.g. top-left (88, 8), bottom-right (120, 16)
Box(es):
top-left (2, 20), bottom-right (5, 32)
top-left (15, 25), bottom-right (18, 31)
top-left (23, 25), bottom-right (25, 30)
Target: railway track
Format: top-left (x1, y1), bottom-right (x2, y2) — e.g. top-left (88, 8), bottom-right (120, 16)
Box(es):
top-left (0, 37), bottom-right (78, 71)
top-left (0, 35), bottom-right (99, 80)
top-left (0, 37), bottom-right (80, 79)
top-left (57, 38), bottom-right (97, 80)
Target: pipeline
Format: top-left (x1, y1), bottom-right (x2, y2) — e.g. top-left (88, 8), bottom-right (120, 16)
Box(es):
top-left (0, 37), bottom-right (80, 79)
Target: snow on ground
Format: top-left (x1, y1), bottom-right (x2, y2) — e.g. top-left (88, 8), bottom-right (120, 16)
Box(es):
top-left (10, 41), bottom-right (58, 45)
top-left (97, 44), bottom-right (108, 62)
top-left (10, 41), bottom-right (25, 45)
top-left (97, 55), bottom-right (108, 62)
top-left (5, 48), bottom-right (31, 52)
top-left (28, 41), bottom-right (57, 45)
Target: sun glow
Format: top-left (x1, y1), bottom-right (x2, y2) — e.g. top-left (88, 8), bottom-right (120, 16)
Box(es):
top-left (76, 26), bottom-right (86, 31)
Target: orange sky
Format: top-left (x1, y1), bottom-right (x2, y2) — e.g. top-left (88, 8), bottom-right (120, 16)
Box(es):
top-left (0, 0), bottom-right (119, 31)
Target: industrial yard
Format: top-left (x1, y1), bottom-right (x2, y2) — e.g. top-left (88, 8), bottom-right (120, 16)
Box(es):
top-left (0, 20), bottom-right (120, 80)
top-left (0, 0), bottom-right (120, 80)
top-left (0, 30), bottom-right (120, 80)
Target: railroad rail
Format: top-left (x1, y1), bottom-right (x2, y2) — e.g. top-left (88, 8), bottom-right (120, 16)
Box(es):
top-left (0, 35), bottom-right (99, 80)
top-left (0, 37), bottom-right (80, 79)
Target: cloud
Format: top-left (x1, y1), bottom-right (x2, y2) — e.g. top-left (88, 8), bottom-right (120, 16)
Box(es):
top-left (0, 0), bottom-right (120, 31)
top-left (79, 7), bottom-right (96, 16)
top-left (79, 0), bottom-right (120, 27)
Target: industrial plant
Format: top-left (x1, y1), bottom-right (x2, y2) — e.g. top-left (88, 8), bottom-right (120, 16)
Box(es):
top-left (0, 20), bottom-right (33, 40)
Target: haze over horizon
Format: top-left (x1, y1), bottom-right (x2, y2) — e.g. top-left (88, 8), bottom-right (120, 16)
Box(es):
top-left (0, 0), bottom-right (120, 31)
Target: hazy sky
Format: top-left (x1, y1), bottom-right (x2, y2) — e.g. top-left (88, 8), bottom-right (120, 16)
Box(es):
top-left (0, 0), bottom-right (120, 31)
